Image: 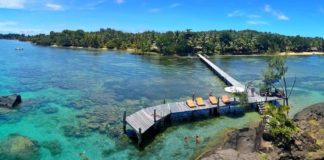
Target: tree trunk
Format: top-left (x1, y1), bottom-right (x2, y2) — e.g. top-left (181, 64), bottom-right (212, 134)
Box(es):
top-left (283, 77), bottom-right (289, 106)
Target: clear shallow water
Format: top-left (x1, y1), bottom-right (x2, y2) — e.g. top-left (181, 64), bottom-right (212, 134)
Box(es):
top-left (0, 40), bottom-right (323, 160)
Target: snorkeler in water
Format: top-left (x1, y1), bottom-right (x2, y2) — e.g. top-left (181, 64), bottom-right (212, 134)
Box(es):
top-left (79, 151), bottom-right (90, 160)
top-left (184, 136), bottom-right (188, 145)
top-left (195, 135), bottom-right (200, 144)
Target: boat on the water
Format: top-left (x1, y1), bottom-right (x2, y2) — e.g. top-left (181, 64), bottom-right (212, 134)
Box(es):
top-left (15, 47), bottom-right (24, 50)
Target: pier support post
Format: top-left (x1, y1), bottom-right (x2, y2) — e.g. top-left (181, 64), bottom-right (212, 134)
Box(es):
top-left (191, 111), bottom-right (194, 121)
top-left (217, 97), bottom-right (220, 116)
top-left (169, 108), bottom-right (172, 125)
top-left (138, 128), bottom-right (142, 147)
top-left (154, 109), bottom-right (157, 129)
top-left (123, 111), bottom-right (126, 134)
top-left (154, 109), bottom-right (157, 122)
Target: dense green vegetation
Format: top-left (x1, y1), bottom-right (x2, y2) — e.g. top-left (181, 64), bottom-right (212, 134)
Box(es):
top-left (265, 103), bottom-right (298, 148)
top-left (1, 28), bottom-right (323, 55)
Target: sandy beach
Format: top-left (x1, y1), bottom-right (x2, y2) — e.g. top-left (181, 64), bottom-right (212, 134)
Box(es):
top-left (279, 51), bottom-right (324, 56)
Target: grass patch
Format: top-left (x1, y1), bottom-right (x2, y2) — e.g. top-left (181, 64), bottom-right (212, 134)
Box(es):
top-left (308, 119), bottom-right (319, 126)
top-left (258, 152), bottom-right (269, 160)
top-left (316, 139), bottom-right (324, 146)
top-left (307, 152), bottom-right (316, 158)
top-left (319, 128), bottom-right (324, 134)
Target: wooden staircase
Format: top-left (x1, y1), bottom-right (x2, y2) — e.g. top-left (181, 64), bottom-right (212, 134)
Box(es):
top-left (257, 101), bottom-right (265, 115)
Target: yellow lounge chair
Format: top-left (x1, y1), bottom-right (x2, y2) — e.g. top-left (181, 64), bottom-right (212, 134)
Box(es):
top-left (209, 96), bottom-right (218, 105)
top-left (196, 97), bottom-right (205, 106)
top-left (221, 95), bottom-right (230, 104)
top-left (186, 99), bottom-right (196, 108)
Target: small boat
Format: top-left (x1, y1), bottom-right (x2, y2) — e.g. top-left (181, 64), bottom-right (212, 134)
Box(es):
top-left (15, 47), bottom-right (24, 50)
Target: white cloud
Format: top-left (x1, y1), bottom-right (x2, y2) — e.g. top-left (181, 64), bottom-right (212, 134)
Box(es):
top-left (148, 8), bottom-right (160, 13)
top-left (115, 0), bottom-right (124, 4)
top-left (0, 28), bottom-right (43, 34)
top-left (228, 10), bottom-right (260, 19)
top-left (45, 3), bottom-right (63, 11)
top-left (264, 4), bottom-right (289, 21)
top-left (264, 4), bottom-right (271, 12)
top-left (170, 3), bottom-right (181, 8)
top-left (247, 14), bottom-right (260, 19)
top-left (0, 21), bottom-right (17, 27)
top-left (78, 0), bottom-right (107, 10)
top-left (227, 10), bottom-right (245, 17)
top-left (0, 0), bottom-right (25, 9)
top-left (0, 21), bottom-right (42, 34)
top-left (247, 20), bottom-right (268, 25)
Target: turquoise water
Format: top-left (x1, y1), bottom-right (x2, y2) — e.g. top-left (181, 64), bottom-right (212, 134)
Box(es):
top-left (0, 40), bottom-right (323, 160)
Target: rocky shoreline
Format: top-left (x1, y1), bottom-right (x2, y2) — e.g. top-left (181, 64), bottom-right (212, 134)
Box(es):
top-left (199, 103), bottom-right (324, 160)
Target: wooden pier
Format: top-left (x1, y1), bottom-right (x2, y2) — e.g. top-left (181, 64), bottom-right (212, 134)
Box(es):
top-left (197, 54), bottom-right (281, 104)
top-left (125, 98), bottom-right (236, 146)
top-left (198, 54), bottom-right (243, 88)
top-left (124, 54), bottom-right (282, 146)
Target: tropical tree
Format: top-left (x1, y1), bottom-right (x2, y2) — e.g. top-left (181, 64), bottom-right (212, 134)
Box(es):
top-left (264, 103), bottom-right (298, 148)
top-left (262, 56), bottom-right (291, 105)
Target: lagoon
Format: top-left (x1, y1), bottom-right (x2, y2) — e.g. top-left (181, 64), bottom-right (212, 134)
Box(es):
top-left (0, 40), bottom-right (323, 160)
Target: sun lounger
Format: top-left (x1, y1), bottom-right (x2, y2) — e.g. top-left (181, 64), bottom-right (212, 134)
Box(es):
top-left (196, 97), bottom-right (205, 106)
top-left (209, 96), bottom-right (218, 105)
top-left (221, 95), bottom-right (230, 104)
top-left (186, 99), bottom-right (196, 108)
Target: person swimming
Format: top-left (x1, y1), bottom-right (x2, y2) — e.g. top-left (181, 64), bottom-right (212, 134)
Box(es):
top-left (195, 135), bottom-right (200, 144)
top-left (184, 136), bottom-right (188, 144)
top-left (79, 151), bottom-right (90, 160)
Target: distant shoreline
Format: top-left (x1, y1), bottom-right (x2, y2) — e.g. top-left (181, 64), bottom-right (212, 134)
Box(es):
top-left (279, 51), bottom-right (324, 56)
top-left (8, 40), bottom-right (324, 57)
top-left (49, 44), bottom-right (324, 57)
top-left (49, 44), bottom-right (159, 55)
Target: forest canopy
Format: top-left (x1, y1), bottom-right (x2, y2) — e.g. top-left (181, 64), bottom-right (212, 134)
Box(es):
top-left (1, 28), bottom-right (323, 55)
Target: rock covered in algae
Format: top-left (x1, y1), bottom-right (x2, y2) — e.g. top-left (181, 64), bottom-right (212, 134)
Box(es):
top-left (61, 125), bottom-right (91, 138)
top-left (41, 140), bottom-right (62, 156)
top-left (0, 134), bottom-right (40, 160)
top-left (41, 107), bottom-right (59, 114)
top-left (75, 106), bottom-right (124, 138)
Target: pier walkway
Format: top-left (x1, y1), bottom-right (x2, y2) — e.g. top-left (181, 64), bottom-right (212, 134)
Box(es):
top-left (197, 54), bottom-right (281, 104)
top-left (124, 54), bottom-right (282, 146)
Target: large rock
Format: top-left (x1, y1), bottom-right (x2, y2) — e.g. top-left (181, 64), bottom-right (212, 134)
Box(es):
top-left (0, 134), bottom-right (40, 160)
top-left (288, 103), bottom-right (324, 160)
top-left (201, 148), bottom-right (260, 160)
top-left (0, 94), bottom-right (22, 108)
top-left (223, 128), bottom-right (256, 153)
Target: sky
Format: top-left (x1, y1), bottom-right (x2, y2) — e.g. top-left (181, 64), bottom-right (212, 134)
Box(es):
top-left (0, 0), bottom-right (323, 37)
